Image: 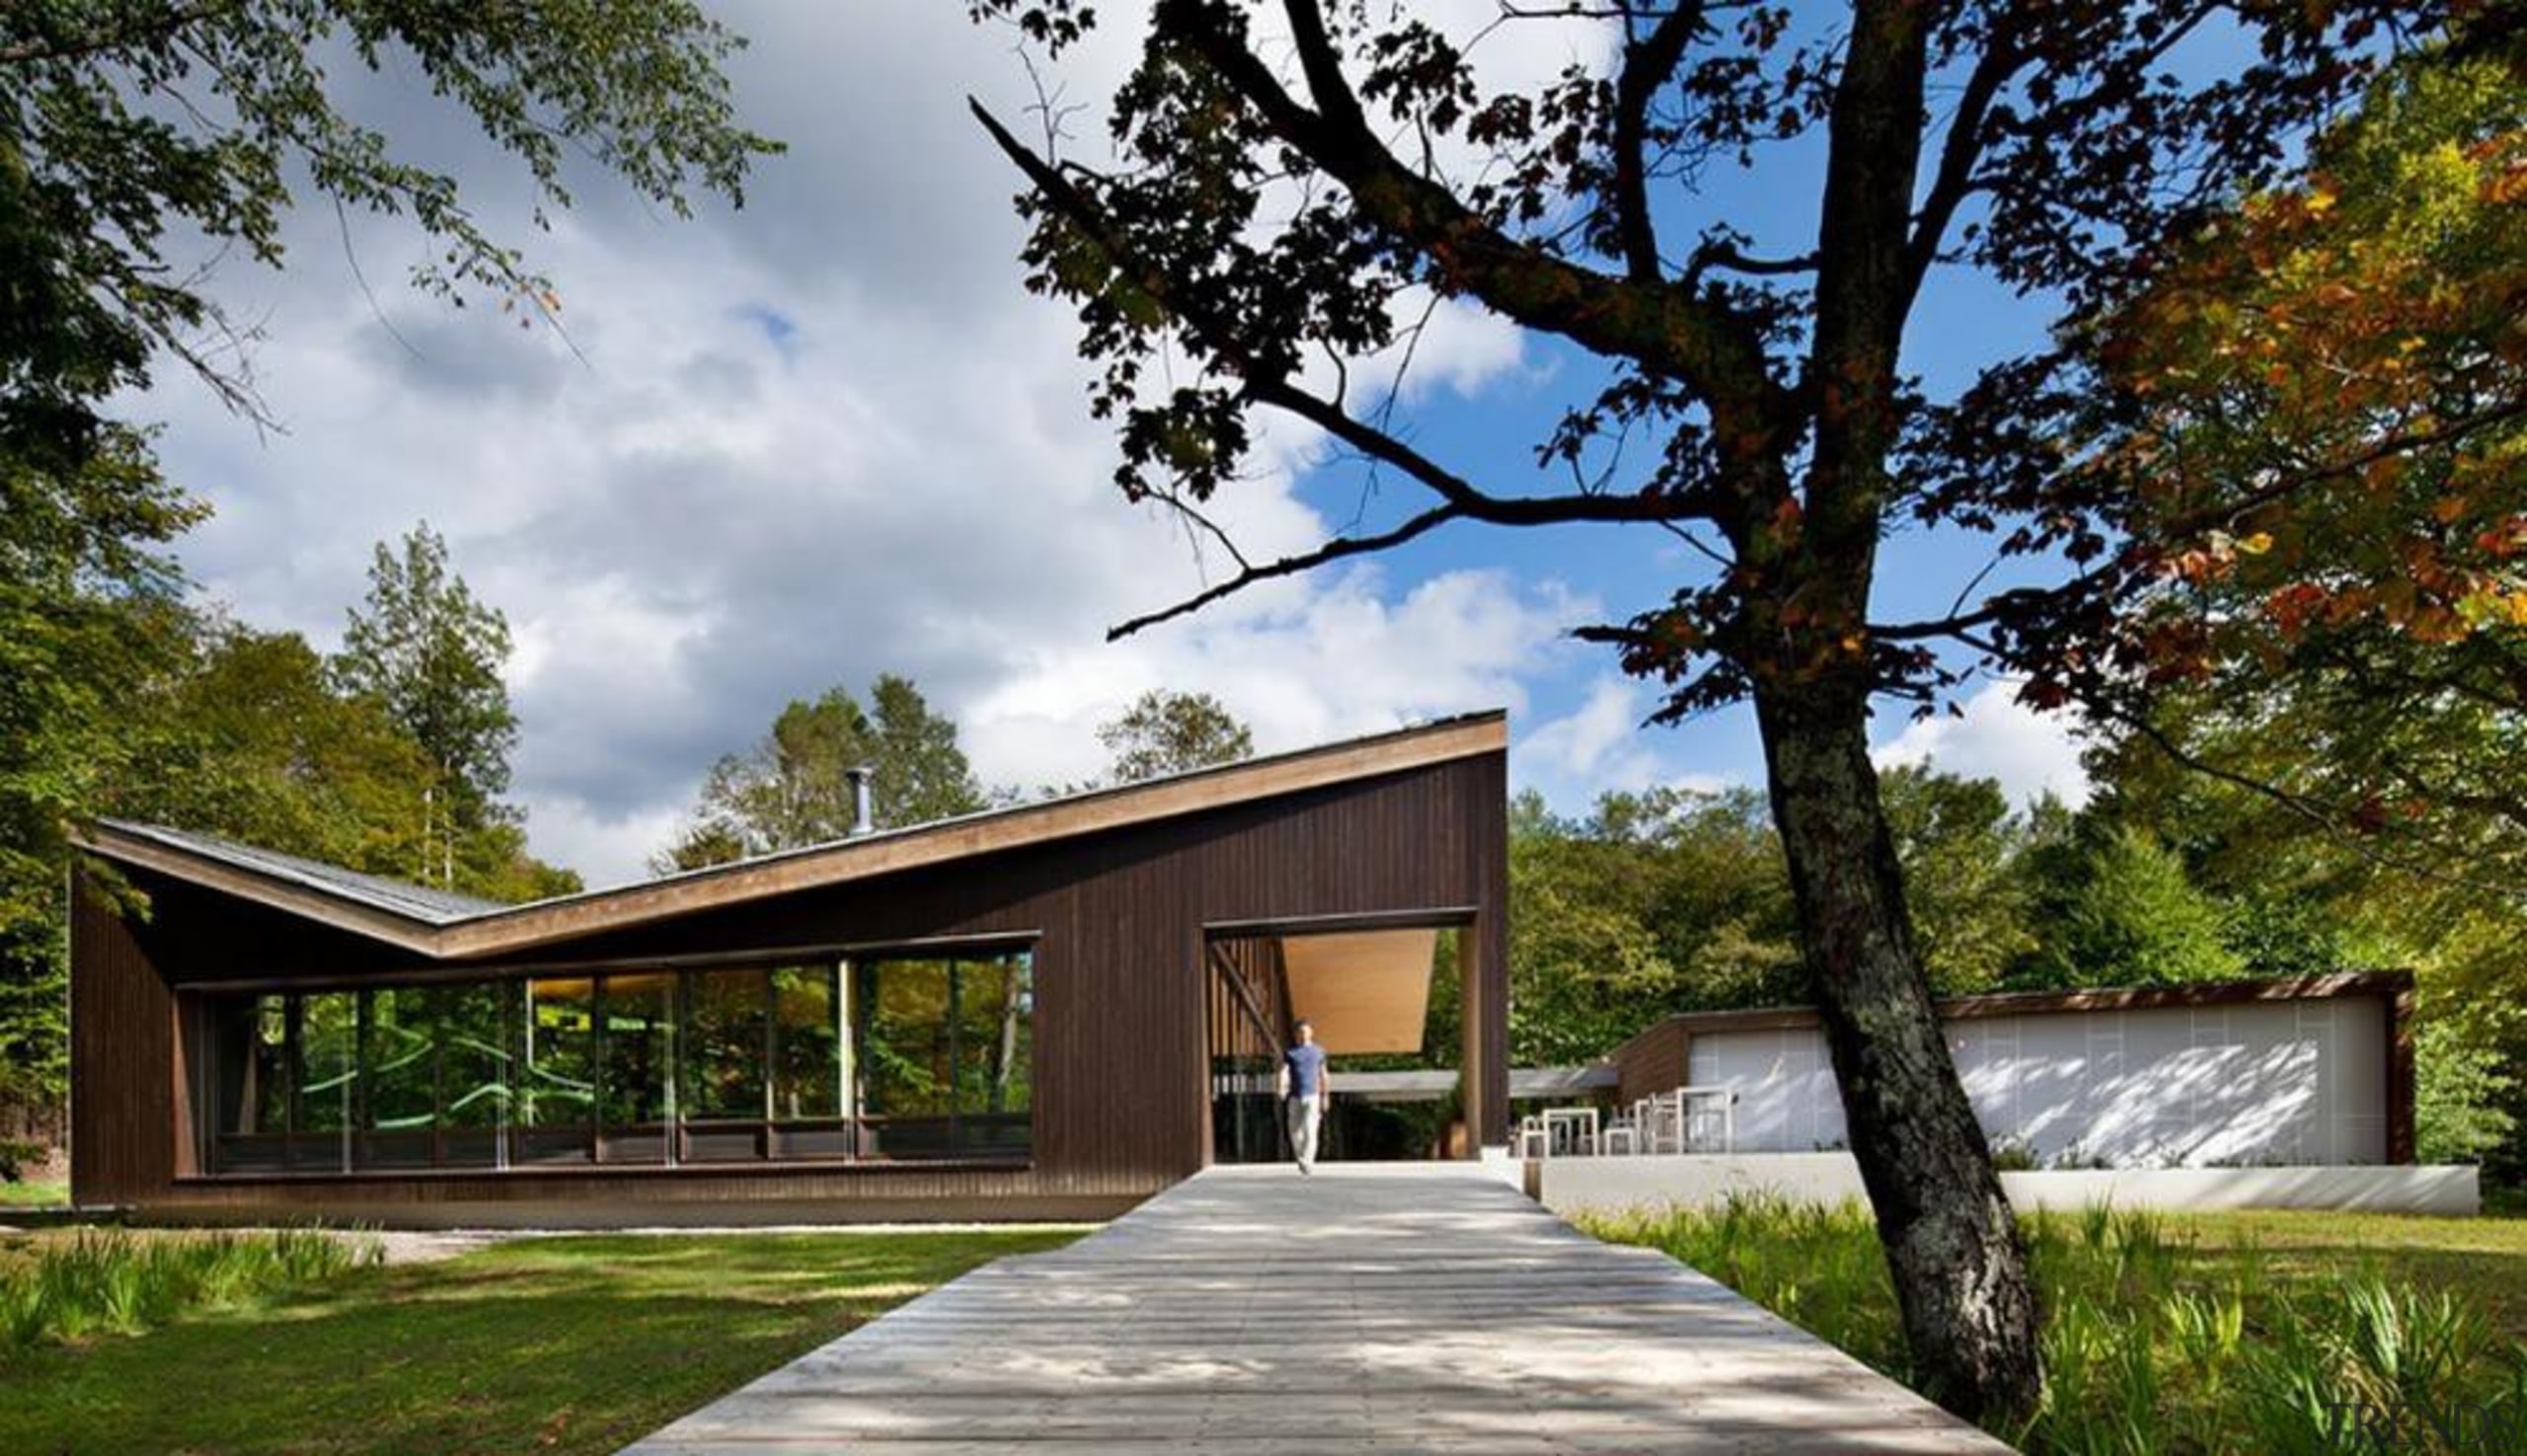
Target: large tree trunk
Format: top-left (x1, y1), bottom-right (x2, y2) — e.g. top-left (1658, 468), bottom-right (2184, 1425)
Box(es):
top-left (1752, 671), bottom-right (2042, 1423)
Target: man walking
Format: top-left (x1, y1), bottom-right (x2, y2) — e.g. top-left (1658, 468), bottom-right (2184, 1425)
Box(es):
top-left (1277, 1019), bottom-right (1330, 1174)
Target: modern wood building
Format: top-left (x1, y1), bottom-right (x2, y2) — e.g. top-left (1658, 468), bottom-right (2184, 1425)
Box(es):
top-left (70, 714), bottom-right (1509, 1226)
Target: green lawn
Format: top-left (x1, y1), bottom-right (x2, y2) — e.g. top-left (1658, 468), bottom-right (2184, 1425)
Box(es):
top-left (2163, 1206), bottom-right (2527, 1345)
top-left (0, 1228), bottom-right (1079, 1456)
top-left (0, 1178), bottom-right (68, 1210)
top-left (1582, 1199), bottom-right (2527, 1453)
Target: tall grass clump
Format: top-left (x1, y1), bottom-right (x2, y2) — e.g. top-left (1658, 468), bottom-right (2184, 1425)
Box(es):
top-left (1579, 1196), bottom-right (2527, 1454)
top-left (1580, 1195), bottom-right (1911, 1378)
top-left (0, 1228), bottom-right (380, 1358)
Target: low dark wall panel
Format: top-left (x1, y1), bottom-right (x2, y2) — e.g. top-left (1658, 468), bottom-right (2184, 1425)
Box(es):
top-left (70, 877), bottom-right (179, 1204)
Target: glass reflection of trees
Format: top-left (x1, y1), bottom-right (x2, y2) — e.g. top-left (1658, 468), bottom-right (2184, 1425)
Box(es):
top-left (854, 956), bottom-right (1034, 1160)
top-left (200, 951), bottom-right (1033, 1173)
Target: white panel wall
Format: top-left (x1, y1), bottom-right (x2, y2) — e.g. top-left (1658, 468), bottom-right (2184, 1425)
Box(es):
top-left (1687, 998), bottom-right (2389, 1167)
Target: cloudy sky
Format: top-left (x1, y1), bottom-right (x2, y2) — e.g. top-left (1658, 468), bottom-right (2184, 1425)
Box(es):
top-left (142, 2), bottom-right (2087, 888)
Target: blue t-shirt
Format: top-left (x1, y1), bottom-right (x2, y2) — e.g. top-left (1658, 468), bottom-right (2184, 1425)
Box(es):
top-left (1284, 1043), bottom-right (1327, 1100)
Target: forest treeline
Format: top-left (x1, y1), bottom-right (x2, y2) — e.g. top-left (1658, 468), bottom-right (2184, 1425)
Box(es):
top-left (6, 501), bottom-right (2517, 1185)
top-left (1506, 751), bottom-right (2518, 1178)
top-left (1, 522), bottom-right (580, 1128)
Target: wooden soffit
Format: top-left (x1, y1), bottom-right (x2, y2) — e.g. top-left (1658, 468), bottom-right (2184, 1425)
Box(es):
top-left (1280, 928), bottom-right (1440, 1056)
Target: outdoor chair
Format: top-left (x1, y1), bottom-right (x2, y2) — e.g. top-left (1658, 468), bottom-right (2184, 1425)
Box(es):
top-left (1541, 1106), bottom-right (1599, 1157)
top-left (1676, 1086), bottom-right (1738, 1154)
top-left (1515, 1114), bottom-right (1552, 1160)
top-left (1640, 1091), bottom-right (1687, 1155)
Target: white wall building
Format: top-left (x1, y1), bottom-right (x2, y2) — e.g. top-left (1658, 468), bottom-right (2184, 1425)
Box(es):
top-left (1609, 973), bottom-right (2412, 1169)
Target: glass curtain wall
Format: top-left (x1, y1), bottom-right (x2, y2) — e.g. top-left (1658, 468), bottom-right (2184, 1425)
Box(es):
top-left (361, 987), bottom-right (439, 1169)
top-left (198, 951), bottom-right (1033, 1175)
top-left (438, 983), bottom-right (513, 1165)
top-left (204, 994), bottom-right (290, 1172)
top-left (204, 987), bottom-right (515, 1173)
top-left (957, 956), bottom-right (1034, 1158)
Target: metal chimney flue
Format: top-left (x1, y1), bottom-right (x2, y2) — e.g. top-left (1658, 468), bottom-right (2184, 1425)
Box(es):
top-left (845, 765), bottom-right (876, 838)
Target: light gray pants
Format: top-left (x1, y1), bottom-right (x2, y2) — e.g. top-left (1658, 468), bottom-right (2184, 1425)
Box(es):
top-left (1286, 1097), bottom-right (1324, 1169)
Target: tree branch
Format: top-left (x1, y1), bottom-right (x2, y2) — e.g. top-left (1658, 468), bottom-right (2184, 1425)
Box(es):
top-left (1903, 26), bottom-right (2024, 305)
top-left (1801, 0), bottom-right (1930, 557)
top-left (1277, 0), bottom-right (1365, 134)
top-left (0, 1), bottom-right (237, 67)
top-left (1686, 238), bottom-right (1819, 285)
top-left (1108, 503), bottom-right (1463, 640)
top-left (2101, 700), bottom-right (2525, 898)
top-left (1612, 2), bottom-right (1710, 281)
top-left (1872, 577), bottom-right (2103, 644)
top-left (972, 97), bottom-right (1727, 532)
top-left (1249, 371), bottom-right (1721, 524)
top-left (2156, 398), bottom-right (2527, 540)
top-left (1160, 0), bottom-right (1785, 421)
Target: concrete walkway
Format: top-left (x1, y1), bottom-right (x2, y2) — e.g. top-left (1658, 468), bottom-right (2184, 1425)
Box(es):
top-left (621, 1164), bottom-right (2013, 1454)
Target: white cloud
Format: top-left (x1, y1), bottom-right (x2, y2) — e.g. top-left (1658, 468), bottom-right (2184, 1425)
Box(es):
top-left (1395, 293), bottom-right (1537, 404)
top-left (135, 2), bottom-right (1616, 890)
top-left (1874, 680), bottom-right (2092, 808)
top-left (963, 566), bottom-right (1588, 793)
top-left (1510, 675), bottom-right (1732, 812)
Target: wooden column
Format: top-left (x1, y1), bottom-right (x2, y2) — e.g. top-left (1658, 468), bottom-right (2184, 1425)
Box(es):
top-left (2384, 976), bottom-right (2417, 1165)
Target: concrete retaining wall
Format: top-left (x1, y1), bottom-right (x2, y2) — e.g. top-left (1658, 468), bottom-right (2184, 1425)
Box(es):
top-left (1533, 1154), bottom-right (2481, 1217)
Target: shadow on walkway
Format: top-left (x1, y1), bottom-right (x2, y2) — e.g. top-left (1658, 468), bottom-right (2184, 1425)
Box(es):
top-left (620, 1163), bottom-right (2011, 1454)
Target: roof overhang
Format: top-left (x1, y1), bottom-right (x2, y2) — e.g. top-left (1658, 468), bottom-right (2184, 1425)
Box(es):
top-left (1606, 970), bottom-right (2418, 1064)
top-left (1336, 1066), bottom-right (1619, 1102)
top-left (77, 712), bottom-right (1507, 962)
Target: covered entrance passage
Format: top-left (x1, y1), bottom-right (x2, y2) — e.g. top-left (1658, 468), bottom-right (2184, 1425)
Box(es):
top-left (1206, 917), bottom-right (1484, 1165)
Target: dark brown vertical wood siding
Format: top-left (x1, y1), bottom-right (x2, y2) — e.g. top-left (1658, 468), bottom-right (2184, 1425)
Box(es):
top-left (69, 876), bottom-right (181, 1205)
top-left (2386, 980), bottom-right (2416, 1166)
top-left (1611, 1022), bottom-right (1692, 1106)
top-left (1468, 755), bottom-right (1510, 1145)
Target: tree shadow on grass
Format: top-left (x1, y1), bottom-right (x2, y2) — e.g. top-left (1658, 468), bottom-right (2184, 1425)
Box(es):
top-left (0, 1230), bottom-right (1075, 1456)
top-left (2162, 1210), bottom-right (2527, 1344)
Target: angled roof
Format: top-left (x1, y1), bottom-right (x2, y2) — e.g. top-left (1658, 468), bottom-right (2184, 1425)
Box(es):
top-left (78, 710), bottom-right (1507, 961)
top-left (95, 823), bottom-right (506, 926)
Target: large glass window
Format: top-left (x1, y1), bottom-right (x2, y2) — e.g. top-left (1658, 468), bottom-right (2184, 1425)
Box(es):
top-left (958, 956), bottom-right (1034, 1159)
top-left (295, 992), bottom-right (357, 1171)
top-left (772, 965), bottom-right (848, 1157)
top-left (771, 966), bottom-right (842, 1119)
top-left (857, 958), bottom-right (954, 1158)
top-left (195, 946), bottom-right (1033, 1176)
top-left (684, 970), bottom-right (769, 1119)
top-left (205, 994), bottom-right (290, 1173)
top-left (518, 978), bottom-right (597, 1164)
top-left (600, 974), bottom-right (673, 1163)
top-left (855, 953), bottom-right (1034, 1161)
top-left (437, 982), bottom-right (512, 1167)
top-left (360, 987), bottom-right (438, 1170)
